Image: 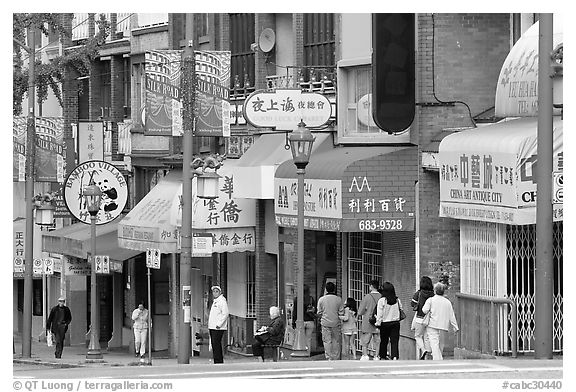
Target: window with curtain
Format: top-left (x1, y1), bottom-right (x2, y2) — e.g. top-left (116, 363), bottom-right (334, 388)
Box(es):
top-left (229, 14), bottom-right (255, 89)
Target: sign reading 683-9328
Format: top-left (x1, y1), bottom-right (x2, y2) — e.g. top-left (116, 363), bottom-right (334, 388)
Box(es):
top-left (64, 160), bottom-right (128, 225)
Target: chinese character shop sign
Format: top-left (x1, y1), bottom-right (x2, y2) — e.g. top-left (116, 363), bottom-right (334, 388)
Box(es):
top-left (78, 122), bottom-right (104, 163)
top-left (438, 120), bottom-right (563, 225)
top-left (244, 89), bottom-right (332, 130)
top-left (64, 160), bottom-right (128, 225)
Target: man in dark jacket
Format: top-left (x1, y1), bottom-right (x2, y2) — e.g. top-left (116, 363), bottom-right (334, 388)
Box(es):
top-left (46, 296), bottom-right (72, 359)
top-left (252, 306), bottom-right (285, 361)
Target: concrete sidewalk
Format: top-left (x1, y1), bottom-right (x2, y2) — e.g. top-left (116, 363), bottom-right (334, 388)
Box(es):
top-left (13, 334), bottom-right (261, 368)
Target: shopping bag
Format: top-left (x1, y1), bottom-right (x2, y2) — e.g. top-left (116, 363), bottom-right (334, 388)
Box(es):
top-left (47, 332), bottom-right (54, 347)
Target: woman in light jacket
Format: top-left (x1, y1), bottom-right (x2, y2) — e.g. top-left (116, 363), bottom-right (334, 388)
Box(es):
top-left (375, 282), bottom-right (403, 360)
top-left (208, 285), bottom-right (229, 364)
top-left (421, 282), bottom-right (459, 360)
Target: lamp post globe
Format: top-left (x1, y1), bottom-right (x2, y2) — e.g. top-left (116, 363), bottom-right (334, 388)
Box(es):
top-left (288, 121), bottom-right (315, 356)
top-left (83, 180), bottom-right (103, 360)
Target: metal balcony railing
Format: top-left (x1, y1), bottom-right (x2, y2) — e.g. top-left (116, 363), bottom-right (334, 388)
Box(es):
top-left (456, 293), bottom-right (518, 357)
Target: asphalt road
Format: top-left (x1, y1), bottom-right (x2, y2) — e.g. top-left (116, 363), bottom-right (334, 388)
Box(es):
top-left (13, 358), bottom-right (563, 380)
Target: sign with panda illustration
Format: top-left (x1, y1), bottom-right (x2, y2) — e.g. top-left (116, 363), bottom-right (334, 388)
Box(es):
top-left (63, 160), bottom-right (128, 225)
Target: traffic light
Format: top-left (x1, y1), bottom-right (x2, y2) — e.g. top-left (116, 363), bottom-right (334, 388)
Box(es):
top-left (372, 13), bottom-right (415, 133)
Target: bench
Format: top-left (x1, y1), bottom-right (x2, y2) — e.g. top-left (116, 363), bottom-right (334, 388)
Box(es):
top-left (262, 344), bottom-right (282, 362)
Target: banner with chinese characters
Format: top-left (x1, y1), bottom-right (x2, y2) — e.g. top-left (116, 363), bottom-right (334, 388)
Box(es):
top-left (439, 118), bottom-right (563, 225)
top-left (144, 50), bottom-right (231, 137)
top-left (13, 116), bottom-right (65, 182)
top-left (78, 122), bottom-right (104, 163)
top-left (186, 228), bottom-right (255, 254)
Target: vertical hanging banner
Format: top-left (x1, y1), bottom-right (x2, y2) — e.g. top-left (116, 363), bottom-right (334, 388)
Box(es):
top-left (144, 50), bottom-right (231, 137)
top-left (13, 117), bottom-right (65, 182)
top-left (78, 122), bottom-right (104, 163)
top-left (144, 50), bottom-right (183, 136)
top-left (194, 50), bottom-right (231, 137)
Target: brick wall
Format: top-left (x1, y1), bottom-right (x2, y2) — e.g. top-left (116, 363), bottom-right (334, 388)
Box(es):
top-left (255, 200), bottom-right (278, 325)
top-left (293, 14), bottom-right (304, 68)
top-left (416, 13), bottom-right (511, 301)
top-left (110, 55), bottom-right (123, 160)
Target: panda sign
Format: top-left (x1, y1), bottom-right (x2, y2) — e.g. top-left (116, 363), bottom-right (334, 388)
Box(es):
top-left (64, 160), bottom-right (128, 225)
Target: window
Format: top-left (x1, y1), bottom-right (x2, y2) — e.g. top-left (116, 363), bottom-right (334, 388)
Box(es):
top-left (247, 253), bottom-right (256, 318)
top-left (229, 14), bottom-right (255, 89)
top-left (197, 13), bottom-right (209, 38)
top-left (303, 14), bottom-right (335, 81)
top-left (123, 58), bottom-right (131, 118)
top-left (337, 61), bottom-right (411, 144)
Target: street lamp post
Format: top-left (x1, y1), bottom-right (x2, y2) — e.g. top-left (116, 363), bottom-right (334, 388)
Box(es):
top-left (83, 180), bottom-right (103, 360)
top-left (288, 120), bottom-right (315, 357)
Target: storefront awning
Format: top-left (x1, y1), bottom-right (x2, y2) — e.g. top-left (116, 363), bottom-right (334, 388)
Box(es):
top-left (274, 145), bottom-right (419, 232)
top-left (495, 19), bottom-right (563, 117)
top-left (42, 218), bottom-right (141, 261)
top-left (229, 132), bottom-right (331, 199)
top-left (438, 117), bottom-right (563, 225)
top-left (118, 168), bottom-right (256, 254)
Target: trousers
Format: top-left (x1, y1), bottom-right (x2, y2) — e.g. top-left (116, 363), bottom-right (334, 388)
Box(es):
top-left (53, 324), bottom-right (67, 358)
top-left (134, 328), bottom-right (148, 356)
top-left (209, 329), bottom-right (225, 364)
top-left (321, 325), bottom-right (341, 360)
top-left (425, 326), bottom-right (445, 360)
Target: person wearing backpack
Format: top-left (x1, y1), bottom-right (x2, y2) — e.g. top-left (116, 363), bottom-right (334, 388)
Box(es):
top-left (357, 279), bottom-right (381, 360)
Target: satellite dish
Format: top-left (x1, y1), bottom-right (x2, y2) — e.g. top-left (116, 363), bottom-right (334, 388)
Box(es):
top-left (258, 28), bottom-right (276, 53)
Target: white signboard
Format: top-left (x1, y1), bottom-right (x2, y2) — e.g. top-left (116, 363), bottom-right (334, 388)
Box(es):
top-left (33, 258), bottom-right (43, 275)
top-left (146, 248), bottom-right (161, 269)
top-left (274, 178), bottom-right (342, 219)
top-left (553, 172), bottom-right (563, 204)
top-left (43, 258), bottom-right (54, 275)
top-left (244, 89), bottom-right (332, 130)
top-left (192, 233), bottom-right (213, 257)
top-left (94, 255), bottom-right (110, 274)
top-left (78, 122), bottom-right (104, 162)
top-left (64, 160), bottom-right (128, 225)
top-left (13, 257), bottom-right (24, 273)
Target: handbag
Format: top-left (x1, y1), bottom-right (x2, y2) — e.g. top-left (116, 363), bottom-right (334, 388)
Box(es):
top-left (368, 294), bottom-right (378, 325)
top-left (421, 311), bottom-right (431, 326)
top-left (399, 304), bottom-right (406, 321)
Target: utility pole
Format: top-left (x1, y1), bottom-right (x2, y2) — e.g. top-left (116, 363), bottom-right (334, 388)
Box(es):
top-left (22, 25), bottom-right (36, 359)
top-left (535, 13), bottom-right (554, 359)
top-left (178, 43), bottom-right (195, 364)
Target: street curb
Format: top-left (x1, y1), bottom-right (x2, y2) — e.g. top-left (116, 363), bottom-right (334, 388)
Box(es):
top-left (13, 358), bottom-right (85, 368)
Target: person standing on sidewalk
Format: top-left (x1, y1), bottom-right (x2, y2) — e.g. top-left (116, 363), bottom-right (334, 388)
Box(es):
top-left (208, 285), bottom-right (229, 364)
top-left (131, 302), bottom-right (149, 362)
top-left (339, 297), bottom-right (358, 360)
top-left (317, 281), bottom-right (344, 360)
top-left (410, 276), bottom-right (435, 360)
top-left (357, 280), bottom-right (381, 360)
top-left (375, 281), bottom-right (403, 360)
top-left (46, 296), bottom-right (72, 359)
top-left (422, 282), bottom-right (459, 360)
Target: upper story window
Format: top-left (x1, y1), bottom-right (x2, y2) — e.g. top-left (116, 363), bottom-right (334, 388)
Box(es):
top-left (229, 14), bottom-right (255, 91)
top-left (303, 13), bottom-right (335, 81)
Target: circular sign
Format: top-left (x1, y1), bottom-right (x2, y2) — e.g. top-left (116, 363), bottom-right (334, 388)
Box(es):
top-left (64, 160), bottom-right (128, 225)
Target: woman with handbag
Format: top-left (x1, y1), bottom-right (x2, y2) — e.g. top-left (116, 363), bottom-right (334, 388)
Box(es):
top-left (421, 282), bottom-right (459, 360)
top-left (375, 282), bottom-right (404, 360)
top-left (410, 276), bottom-right (435, 360)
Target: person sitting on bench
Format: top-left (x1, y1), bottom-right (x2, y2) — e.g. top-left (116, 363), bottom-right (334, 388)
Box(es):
top-left (252, 306), bottom-right (285, 361)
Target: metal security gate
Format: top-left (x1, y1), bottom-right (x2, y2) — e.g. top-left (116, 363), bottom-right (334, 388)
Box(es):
top-left (506, 222), bottom-right (563, 353)
top-left (348, 232), bottom-right (382, 353)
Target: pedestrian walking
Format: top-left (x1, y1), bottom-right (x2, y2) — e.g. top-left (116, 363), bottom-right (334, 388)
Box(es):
top-left (208, 285), bottom-right (229, 364)
top-left (375, 281), bottom-right (403, 360)
top-left (252, 306), bottom-right (285, 361)
top-left (46, 296), bottom-right (72, 359)
top-left (410, 276), bottom-right (435, 359)
top-left (292, 285), bottom-right (316, 353)
top-left (131, 302), bottom-right (149, 362)
top-left (339, 297), bottom-right (358, 360)
top-left (421, 282), bottom-right (459, 360)
top-left (357, 279), bottom-right (381, 360)
top-left (317, 281), bottom-right (344, 360)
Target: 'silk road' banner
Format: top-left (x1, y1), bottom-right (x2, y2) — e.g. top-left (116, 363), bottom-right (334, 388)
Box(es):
top-left (13, 116), bottom-right (65, 182)
top-left (144, 50), bottom-right (231, 137)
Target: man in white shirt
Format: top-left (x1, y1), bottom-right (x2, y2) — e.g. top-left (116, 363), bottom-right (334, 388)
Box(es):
top-left (422, 282), bottom-right (459, 360)
top-left (208, 285), bottom-right (229, 364)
